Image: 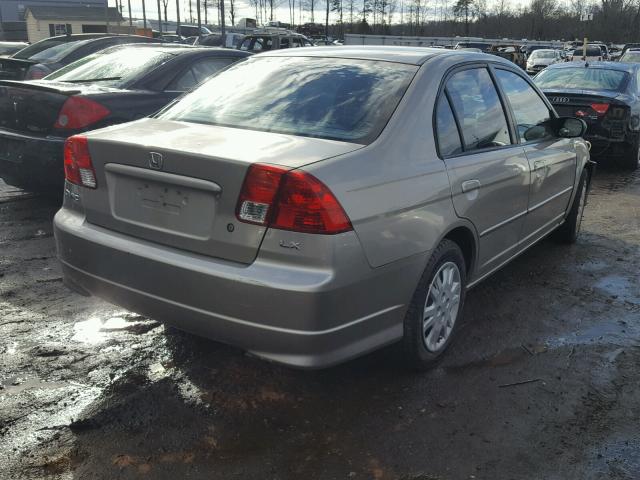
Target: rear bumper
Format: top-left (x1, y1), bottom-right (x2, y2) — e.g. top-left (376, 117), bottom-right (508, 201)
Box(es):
top-left (585, 130), bottom-right (638, 158)
top-left (54, 206), bottom-right (423, 368)
top-left (0, 129), bottom-right (65, 190)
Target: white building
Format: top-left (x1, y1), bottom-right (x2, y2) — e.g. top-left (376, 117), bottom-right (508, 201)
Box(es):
top-left (25, 6), bottom-right (122, 43)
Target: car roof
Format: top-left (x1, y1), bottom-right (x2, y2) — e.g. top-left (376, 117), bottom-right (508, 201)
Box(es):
top-left (258, 45), bottom-right (496, 65)
top-left (103, 43), bottom-right (250, 56)
top-left (546, 61), bottom-right (638, 73)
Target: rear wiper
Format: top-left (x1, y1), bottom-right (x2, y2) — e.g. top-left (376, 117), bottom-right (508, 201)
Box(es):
top-left (66, 77), bottom-right (122, 83)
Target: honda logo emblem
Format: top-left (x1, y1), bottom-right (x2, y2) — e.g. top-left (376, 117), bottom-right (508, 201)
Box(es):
top-left (149, 152), bottom-right (163, 170)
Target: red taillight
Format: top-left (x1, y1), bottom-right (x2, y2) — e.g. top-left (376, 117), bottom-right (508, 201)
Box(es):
top-left (591, 103), bottom-right (610, 116)
top-left (236, 163), bottom-right (352, 235)
top-left (25, 66), bottom-right (49, 80)
top-left (54, 96), bottom-right (110, 130)
top-left (63, 135), bottom-right (97, 188)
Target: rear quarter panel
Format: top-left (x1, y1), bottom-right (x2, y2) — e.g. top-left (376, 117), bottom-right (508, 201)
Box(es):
top-left (304, 59), bottom-right (459, 270)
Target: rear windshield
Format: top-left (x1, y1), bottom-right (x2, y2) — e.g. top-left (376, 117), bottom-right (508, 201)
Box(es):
top-left (534, 67), bottom-right (629, 91)
top-left (45, 47), bottom-right (173, 86)
top-left (573, 47), bottom-right (602, 57)
top-left (11, 38), bottom-right (69, 59)
top-left (159, 57), bottom-right (417, 144)
top-left (621, 51), bottom-right (640, 62)
top-left (532, 50), bottom-right (555, 58)
top-left (29, 40), bottom-right (89, 62)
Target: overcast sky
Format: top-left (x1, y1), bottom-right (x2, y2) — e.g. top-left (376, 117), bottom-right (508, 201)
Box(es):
top-left (113, 0), bottom-right (539, 28)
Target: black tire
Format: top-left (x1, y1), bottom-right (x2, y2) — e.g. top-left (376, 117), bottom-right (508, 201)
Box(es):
top-left (555, 169), bottom-right (589, 244)
top-left (403, 239), bottom-right (467, 370)
top-left (620, 138), bottom-right (640, 171)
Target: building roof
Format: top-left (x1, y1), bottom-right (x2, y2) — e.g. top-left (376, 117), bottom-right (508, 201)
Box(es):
top-left (26, 6), bottom-right (123, 22)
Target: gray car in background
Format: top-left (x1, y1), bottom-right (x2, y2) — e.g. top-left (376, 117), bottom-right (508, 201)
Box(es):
top-left (54, 47), bottom-right (592, 369)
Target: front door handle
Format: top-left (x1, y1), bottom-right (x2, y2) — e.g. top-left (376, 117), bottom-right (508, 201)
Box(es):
top-left (534, 160), bottom-right (547, 170)
top-left (461, 179), bottom-right (481, 193)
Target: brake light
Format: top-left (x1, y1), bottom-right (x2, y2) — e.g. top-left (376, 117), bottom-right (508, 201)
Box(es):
top-left (591, 103), bottom-right (610, 116)
top-left (25, 65), bottom-right (49, 80)
top-left (63, 135), bottom-right (97, 188)
top-left (54, 96), bottom-right (110, 130)
top-left (236, 163), bottom-right (352, 235)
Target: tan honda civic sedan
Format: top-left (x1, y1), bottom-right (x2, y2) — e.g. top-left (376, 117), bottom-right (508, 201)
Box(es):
top-left (54, 47), bottom-right (592, 368)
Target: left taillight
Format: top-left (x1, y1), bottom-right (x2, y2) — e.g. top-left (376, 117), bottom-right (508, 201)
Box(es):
top-left (591, 103), bottom-right (610, 116)
top-left (236, 163), bottom-right (352, 235)
top-left (25, 65), bottom-right (49, 80)
top-left (54, 96), bottom-right (110, 130)
top-left (64, 135), bottom-right (97, 188)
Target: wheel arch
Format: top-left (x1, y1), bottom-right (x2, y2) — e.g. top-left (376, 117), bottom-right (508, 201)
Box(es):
top-left (438, 222), bottom-right (479, 278)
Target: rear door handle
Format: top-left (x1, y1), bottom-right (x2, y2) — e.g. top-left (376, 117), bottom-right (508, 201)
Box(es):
top-left (461, 179), bottom-right (481, 193)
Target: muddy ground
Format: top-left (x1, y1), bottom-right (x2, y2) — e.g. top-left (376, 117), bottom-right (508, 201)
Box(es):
top-left (0, 168), bottom-right (639, 480)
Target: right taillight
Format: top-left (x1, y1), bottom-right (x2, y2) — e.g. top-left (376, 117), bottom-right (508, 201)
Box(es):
top-left (236, 163), bottom-right (352, 235)
top-left (63, 135), bottom-right (97, 188)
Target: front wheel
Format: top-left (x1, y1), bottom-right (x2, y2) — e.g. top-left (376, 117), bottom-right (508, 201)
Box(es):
top-left (554, 169), bottom-right (589, 244)
top-left (403, 239), bottom-right (467, 370)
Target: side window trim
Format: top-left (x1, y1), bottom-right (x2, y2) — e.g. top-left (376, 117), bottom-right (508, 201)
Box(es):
top-left (490, 64), bottom-right (558, 146)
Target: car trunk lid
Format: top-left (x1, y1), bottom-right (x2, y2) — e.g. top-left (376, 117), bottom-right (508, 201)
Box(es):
top-left (0, 80), bottom-right (125, 136)
top-left (80, 118), bottom-right (364, 264)
top-left (0, 57), bottom-right (36, 81)
top-left (544, 89), bottom-right (629, 133)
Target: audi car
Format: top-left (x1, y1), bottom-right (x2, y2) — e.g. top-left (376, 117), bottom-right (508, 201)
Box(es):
top-left (535, 61), bottom-right (640, 169)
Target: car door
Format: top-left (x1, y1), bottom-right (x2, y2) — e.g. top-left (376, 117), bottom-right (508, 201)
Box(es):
top-left (493, 67), bottom-right (577, 246)
top-left (438, 66), bottom-right (531, 278)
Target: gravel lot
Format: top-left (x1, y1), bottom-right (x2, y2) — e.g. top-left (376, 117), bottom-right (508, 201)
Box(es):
top-left (1, 167), bottom-right (639, 480)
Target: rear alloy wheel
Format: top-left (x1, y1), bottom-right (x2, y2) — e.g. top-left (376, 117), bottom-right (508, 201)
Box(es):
top-left (403, 239), bottom-right (467, 370)
top-left (555, 169), bottom-right (589, 244)
top-left (620, 138), bottom-right (640, 171)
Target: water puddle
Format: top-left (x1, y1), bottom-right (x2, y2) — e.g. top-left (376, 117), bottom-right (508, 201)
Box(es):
top-left (72, 312), bottom-right (157, 344)
top-left (594, 275), bottom-right (640, 304)
top-left (1, 376), bottom-right (71, 396)
top-left (589, 169), bottom-right (640, 197)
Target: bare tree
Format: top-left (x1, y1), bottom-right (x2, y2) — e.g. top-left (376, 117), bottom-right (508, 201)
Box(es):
top-left (228, 0), bottom-right (236, 25)
top-left (453, 0), bottom-right (475, 35)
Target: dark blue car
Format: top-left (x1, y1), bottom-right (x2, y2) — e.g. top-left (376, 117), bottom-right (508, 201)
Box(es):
top-left (534, 61), bottom-right (640, 170)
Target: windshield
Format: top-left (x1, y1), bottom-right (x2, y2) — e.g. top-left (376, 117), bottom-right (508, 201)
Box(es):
top-left (532, 51), bottom-right (555, 59)
top-left (45, 47), bottom-right (173, 86)
top-left (573, 48), bottom-right (601, 57)
top-left (621, 51), bottom-right (640, 63)
top-left (159, 57), bottom-right (417, 144)
top-left (28, 40), bottom-right (88, 62)
top-left (535, 67), bottom-right (628, 91)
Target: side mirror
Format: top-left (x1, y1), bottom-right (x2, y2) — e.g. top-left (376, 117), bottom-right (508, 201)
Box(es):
top-left (557, 117), bottom-right (587, 138)
top-left (523, 125), bottom-right (548, 142)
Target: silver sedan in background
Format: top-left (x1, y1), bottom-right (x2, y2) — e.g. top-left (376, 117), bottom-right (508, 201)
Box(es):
top-left (54, 47), bottom-right (592, 369)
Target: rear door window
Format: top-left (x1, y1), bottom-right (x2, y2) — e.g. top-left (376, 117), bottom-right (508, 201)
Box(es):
top-left (445, 68), bottom-right (512, 151)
